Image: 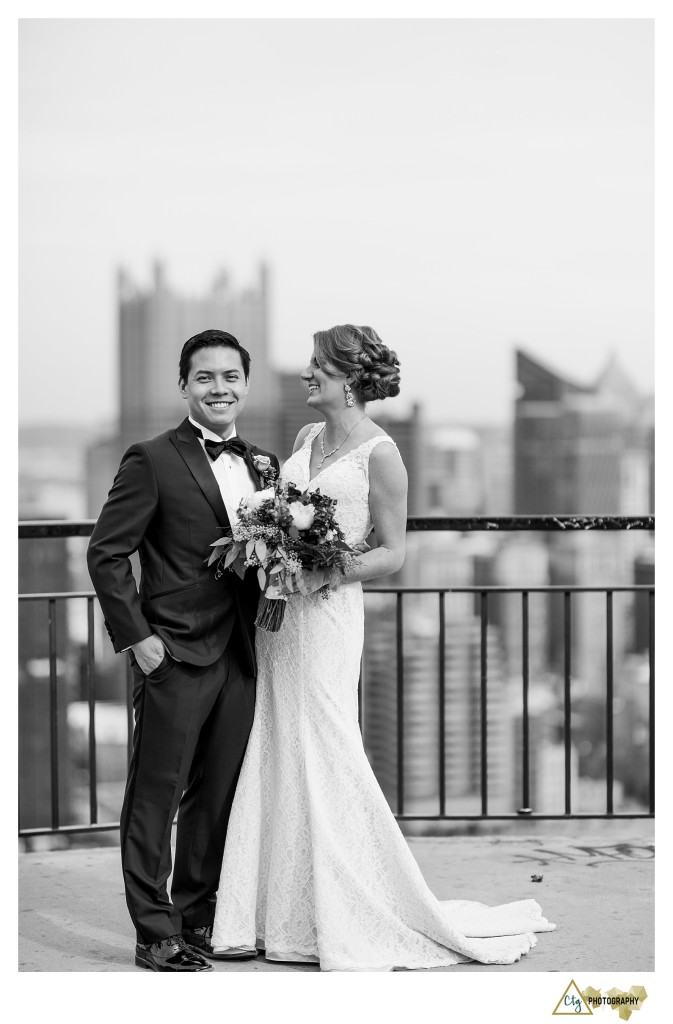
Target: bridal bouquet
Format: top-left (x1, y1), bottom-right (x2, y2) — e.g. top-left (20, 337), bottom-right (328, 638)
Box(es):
top-left (208, 466), bottom-right (358, 631)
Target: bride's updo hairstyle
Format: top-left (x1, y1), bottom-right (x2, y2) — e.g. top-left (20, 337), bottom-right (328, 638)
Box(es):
top-left (312, 325), bottom-right (401, 403)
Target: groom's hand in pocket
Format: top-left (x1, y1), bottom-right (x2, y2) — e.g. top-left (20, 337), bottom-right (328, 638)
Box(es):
top-left (131, 634), bottom-right (167, 675)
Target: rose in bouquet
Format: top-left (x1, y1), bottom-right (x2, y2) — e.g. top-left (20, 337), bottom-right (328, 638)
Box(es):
top-left (207, 467), bottom-right (358, 631)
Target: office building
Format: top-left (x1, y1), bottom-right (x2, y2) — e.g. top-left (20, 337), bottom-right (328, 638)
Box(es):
top-left (87, 261), bottom-right (277, 514)
top-left (118, 260), bottom-right (277, 453)
top-left (514, 347), bottom-right (653, 694)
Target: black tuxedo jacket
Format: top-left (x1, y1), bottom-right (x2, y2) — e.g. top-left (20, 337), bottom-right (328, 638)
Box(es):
top-left (86, 418), bottom-right (279, 672)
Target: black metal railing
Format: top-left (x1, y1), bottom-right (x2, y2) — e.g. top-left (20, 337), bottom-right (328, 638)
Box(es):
top-left (19, 516), bottom-right (654, 837)
top-left (361, 582), bottom-right (654, 821)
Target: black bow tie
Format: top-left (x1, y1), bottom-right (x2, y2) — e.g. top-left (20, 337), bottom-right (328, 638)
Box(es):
top-left (191, 425), bottom-right (248, 461)
top-left (204, 437), bottom-right (248, 461)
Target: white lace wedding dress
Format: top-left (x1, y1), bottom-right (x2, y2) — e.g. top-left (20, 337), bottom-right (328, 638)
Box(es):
top-left (211, 424), bottom-right (555, 970)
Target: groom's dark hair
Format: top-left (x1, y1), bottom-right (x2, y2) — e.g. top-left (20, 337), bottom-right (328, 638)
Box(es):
top-left (179, 329), bottom-right (252, 383)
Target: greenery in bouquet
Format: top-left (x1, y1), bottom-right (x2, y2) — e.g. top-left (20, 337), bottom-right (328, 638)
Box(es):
top-left (207, 472), bottom-right (359, 629)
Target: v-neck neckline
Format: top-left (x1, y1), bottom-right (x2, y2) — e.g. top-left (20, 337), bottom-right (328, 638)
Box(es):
top-left (305, 425), bottom-right (373, 488)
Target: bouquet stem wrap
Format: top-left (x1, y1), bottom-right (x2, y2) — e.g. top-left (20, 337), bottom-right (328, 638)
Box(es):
top-left (255, 595), bottom-right (287, 632)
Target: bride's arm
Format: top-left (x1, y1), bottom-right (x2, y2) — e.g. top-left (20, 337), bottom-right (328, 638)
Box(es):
top-left (337, 443), bottom-right (408, 585)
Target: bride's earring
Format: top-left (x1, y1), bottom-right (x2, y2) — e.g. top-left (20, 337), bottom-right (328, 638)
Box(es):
top-left (344, 383), bottom-right (355, 408)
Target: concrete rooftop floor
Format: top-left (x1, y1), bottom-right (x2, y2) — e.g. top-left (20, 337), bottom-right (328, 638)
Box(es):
top-left (19, 827), bottom-right (654, 973)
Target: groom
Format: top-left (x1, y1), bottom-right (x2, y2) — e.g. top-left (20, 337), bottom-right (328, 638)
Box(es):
top-left (87, 329), bottom-right (279, 971)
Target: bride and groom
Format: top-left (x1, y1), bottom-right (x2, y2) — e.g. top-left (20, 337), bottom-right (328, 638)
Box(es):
top-left (87, 325), bottom-right (555, 972)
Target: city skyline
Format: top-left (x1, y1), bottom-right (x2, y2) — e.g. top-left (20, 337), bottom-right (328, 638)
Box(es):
top-left (19, 246), bottom-right (653, 526)
top-left (17, 256), bottom-right (653, 433)
top-left (19, 19), bottom-right (653, 428)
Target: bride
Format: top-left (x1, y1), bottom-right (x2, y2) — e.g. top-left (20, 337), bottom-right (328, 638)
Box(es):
top-left (203, 324), bottom-right (555, 971)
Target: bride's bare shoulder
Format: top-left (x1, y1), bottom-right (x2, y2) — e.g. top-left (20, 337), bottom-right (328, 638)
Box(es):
top-left (366, 424), bottom-right (405, 471)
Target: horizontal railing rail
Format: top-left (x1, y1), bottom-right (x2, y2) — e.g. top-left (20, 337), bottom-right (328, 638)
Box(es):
top-left (19, 517), bottom-right (654, 838)
top-left (19, 515), bottom-right (655, 539)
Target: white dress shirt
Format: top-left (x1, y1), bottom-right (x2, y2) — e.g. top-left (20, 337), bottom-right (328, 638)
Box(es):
top-left (188, 416), bottom-right (257, 524)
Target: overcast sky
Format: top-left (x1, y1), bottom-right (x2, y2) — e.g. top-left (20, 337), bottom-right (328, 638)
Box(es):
top-left (19, 17), bottom-right (653, 427)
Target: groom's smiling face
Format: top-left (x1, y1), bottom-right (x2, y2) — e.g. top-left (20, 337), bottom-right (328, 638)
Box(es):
top-left (180, 345), bottom-right (249, 438)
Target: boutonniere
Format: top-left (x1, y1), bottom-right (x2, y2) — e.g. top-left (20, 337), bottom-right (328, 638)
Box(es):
top-left (251, 453), bottom-right (276, 484)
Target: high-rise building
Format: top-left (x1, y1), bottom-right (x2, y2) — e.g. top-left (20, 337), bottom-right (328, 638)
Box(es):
top-left (476, 424), bottom-right (513, 515)
top-left (514, 347), bottom-right (654, 694)
top-left (514, 349), bottom-right (651, 515)
top-left (423, 422), bottom-right (513, 517)
top-left (87, 261), bottom-right (279, 515)
top-left (375, 403), bottom-right (427, 517)
top-left (118, 260), bottom-right (277, 454)
top-left (426, 426), bottom-right (484, 515)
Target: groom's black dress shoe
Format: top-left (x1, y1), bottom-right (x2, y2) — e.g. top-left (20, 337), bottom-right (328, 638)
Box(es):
top-left (183, 924), bottom-right (258, 961)
top-left (135, 934), bottom-right (213, 971)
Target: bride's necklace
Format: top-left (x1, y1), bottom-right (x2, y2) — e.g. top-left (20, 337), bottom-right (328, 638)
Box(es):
top-left (317, 414), bottom-right (369, 470)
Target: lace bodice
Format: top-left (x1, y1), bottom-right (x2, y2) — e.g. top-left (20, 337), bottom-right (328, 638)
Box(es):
top-left (280, 423), bottom-right (398, 548)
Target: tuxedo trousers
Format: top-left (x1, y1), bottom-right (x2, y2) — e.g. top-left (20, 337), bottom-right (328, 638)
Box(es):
top-left (120, 641), bottom-right (256, 944)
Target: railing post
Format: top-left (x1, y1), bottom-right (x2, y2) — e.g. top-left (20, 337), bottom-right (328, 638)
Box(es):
top-left (396, 592), bottom-right (404, 816)
top-left (86, 598), bottom-right (98, 825)
top-left (564, 591), bottom-right (572, 816)
top-left (480, 591), bottom-right (488, 817)
top-left (438, 591), bottom-right (446, 817)
top-left (606, 591), bottom-right (614, 815)
top-left (518, 591), bottom-right (532, 815)
top-left (649, 588), bottom-right (655, 815)
top-left (48, 598), bottom-right (60, 830)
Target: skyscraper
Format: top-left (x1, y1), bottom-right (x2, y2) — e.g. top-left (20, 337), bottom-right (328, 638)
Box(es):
top-left (118, 260), bottom-right (277, 453)
top-left (514, 347), bottom-right (653, 692)
top-left (514, 348), bottom-right (651, 515)
top-left (375, 403), bottom-right (427, 517)
top-left (87, 261), bottom-right (279, 515)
